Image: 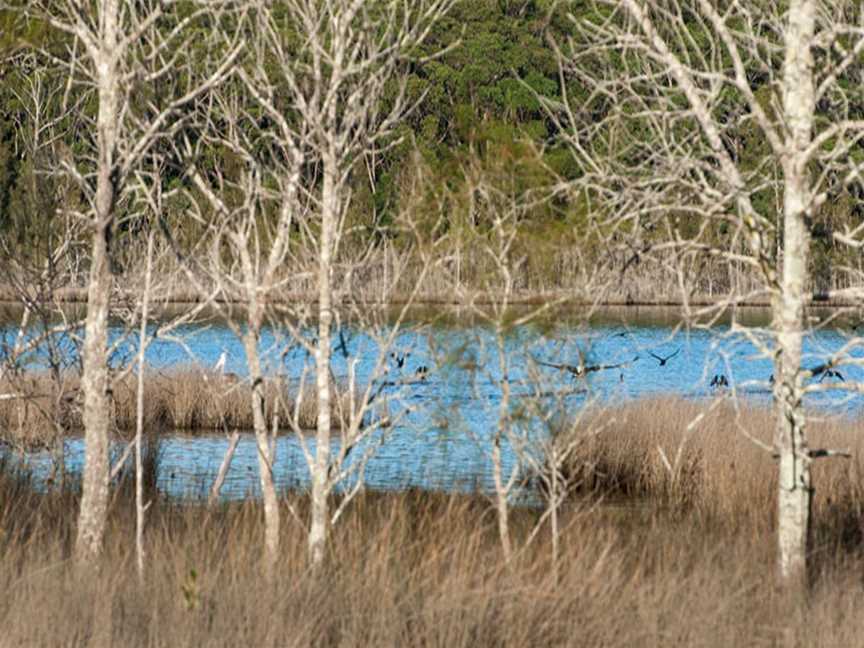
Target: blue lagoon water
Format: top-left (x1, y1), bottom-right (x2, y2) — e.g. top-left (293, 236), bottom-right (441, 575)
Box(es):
top-left (4, 307), bottom-right (863, 499)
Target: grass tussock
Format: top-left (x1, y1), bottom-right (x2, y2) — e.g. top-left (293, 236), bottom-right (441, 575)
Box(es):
top-left (2, 456), bottom-right (864, 647)
top-left (0, 369), bottom-right (360, 445)
top-left (552, 397), bottom-right (864, 543)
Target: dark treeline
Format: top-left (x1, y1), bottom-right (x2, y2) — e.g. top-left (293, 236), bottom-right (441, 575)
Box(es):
top-left (1, 1), bottom-right (863, 296)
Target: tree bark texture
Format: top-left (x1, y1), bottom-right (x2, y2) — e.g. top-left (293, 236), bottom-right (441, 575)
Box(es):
top-left (775, 0), bottom-right (816, 587)
top-left (309, 155), bottom-right (337, 567)
top-left (75, 0), bottom-right (120, 562)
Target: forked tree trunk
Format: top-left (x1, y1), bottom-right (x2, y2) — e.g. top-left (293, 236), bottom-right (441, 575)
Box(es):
top-left (242, 330), bottom-right (281, 569)
top-left (774, 0), bottom-right (817, 587)
top-left (243, 329), bottom-right (280, 574)
top-left (76, 3), bottom-right (120, 560)
top-left (309, 155), bottom-right (337, 567)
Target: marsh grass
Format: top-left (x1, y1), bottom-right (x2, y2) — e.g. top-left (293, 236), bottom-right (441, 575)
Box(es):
top-left (550, 397), bottom-right (864, 552)
top-left (2, 451), bottom-right (864, 646)
top-left (0, 369), bottom-right (360, 445)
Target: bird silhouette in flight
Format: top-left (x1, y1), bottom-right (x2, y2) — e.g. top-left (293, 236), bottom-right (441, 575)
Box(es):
top-left (809, 363), bottom-right (844, 382)
top-left (770, 364), bottom-right (845, 384)
top-left (648, 348), bottom-right (680, 366)
top-left (390, 351), bottom-right (410, 369)
top-left (710, 374), bottom-right (729, 389)
top-left (534, 357), bottom-right (632, 378)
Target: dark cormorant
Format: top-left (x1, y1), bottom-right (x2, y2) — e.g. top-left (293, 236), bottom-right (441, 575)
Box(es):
top-left (710, 374), bottom-right (728, 388)
top-left (390, 351), bottom-right (410, 369)
top-left (811, 363), bottom-right (844, 382)
top-left (335, 328), bottom-right (350, 359)
top-left (648, 348), bottom-right (680, 366)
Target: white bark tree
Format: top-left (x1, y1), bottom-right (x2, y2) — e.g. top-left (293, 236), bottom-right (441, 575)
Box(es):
top-left (435, 157), bottom-right (617, 567)
top-left (178, 79), bottom-right (309, 568)
top-left (7, 0), bottom-right (242, 561)
top-left (551, 0), bottom-right (864, 586)
top-left (232, 0), bottom-right (457, 567)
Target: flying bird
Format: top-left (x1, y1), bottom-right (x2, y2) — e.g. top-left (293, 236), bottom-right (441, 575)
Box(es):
top-left (648, 348), bottom-right (680, 366)
top-left (809, 363), bottom-right (844, 382)
top-left (710, 374), bottom-right (729, 389)
top-left (534, 357), bottom-right (632, 378)
top-left (771, 365), bottom-right (845, 384)
top-left (390, 351), bottom-right (410, 369)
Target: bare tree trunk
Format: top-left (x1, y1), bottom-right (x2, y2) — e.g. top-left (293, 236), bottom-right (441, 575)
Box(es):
top-left (775, 0), bottom-right (816, 587)
top-left (491, 436), bottom-right (513, 562)
top-left (209, 432), bottom-right (240, 507)
top-left (242, 332), bottom-right (281, 569)
top-left (133, 234), bottom-right (154, 581)
top-left (309, 155), bottom-right (337, 567)
top-left (76, 4), bottom-right (120, 555)
top-left (77, 227), bottom-right (113, 561)
top-left (550, 450), bottom-right (560, 585)
top-left (492, 329), bottom-right (513, 563)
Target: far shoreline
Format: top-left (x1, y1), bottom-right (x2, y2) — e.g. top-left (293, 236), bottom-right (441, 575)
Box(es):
top-left (0, 286), bottom-right (858, 310)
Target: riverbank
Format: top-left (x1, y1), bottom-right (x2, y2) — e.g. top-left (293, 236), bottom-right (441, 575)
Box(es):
top-left (1, 283), bottom-right (861, 308)
top-left (548, 397), bottom-right (864, 530)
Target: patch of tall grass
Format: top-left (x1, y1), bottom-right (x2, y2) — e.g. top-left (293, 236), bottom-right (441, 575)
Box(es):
top-left (550, 397), bottom-right (864, 550)
top-left (0, 369), bottom-right (360, 445)
top-left (1, 454), bottom-right (864, 646)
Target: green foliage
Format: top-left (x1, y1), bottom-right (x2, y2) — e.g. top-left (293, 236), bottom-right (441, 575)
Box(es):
top-left (1, 0), bottom-right (862, 282)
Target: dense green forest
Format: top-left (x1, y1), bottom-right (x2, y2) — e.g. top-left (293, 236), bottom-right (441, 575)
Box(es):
top-left (1, 1), bottom-right (863, 296)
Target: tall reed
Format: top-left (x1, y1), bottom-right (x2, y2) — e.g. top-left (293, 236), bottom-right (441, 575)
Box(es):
top-left (1, 456), bottom-right (864, 647)
top-left (0, 369), bottom-right (359, 444)
top-left (549, 397), bottom-right (864, 547)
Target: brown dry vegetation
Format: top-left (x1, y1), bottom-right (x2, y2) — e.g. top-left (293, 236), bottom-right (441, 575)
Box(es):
top-left (551, 397), bottom-right (864, 547)
top-left (1, 399), bottom-right (864, 645)
top-left (0, 369), bottom-right (363, 446)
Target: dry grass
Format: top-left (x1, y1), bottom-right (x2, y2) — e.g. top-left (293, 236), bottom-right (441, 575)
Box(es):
top-left (1, 453), bottom-right (864, 646)
top-left (2, 399), bottom-right (864, 644)
top-left (0, 369), bottom-right (361, 445)
top-left (551, 397), bottom-right (864, 548)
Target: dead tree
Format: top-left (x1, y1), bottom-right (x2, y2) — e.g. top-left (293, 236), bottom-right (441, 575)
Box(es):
top-left (551, 0), bottom-right (864, 586)
top-left (431, 155), bottom-right (616, 567)
top-left (7, 0), bottom-right (242, 561)
top-left (232, 0), bottom-right (457, 567)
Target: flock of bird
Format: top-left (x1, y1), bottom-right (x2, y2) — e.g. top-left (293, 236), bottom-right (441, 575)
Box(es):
top-left (531, 345), bottom-right (846, 392)
top-left (209, 331), bottom-right (848, 395)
